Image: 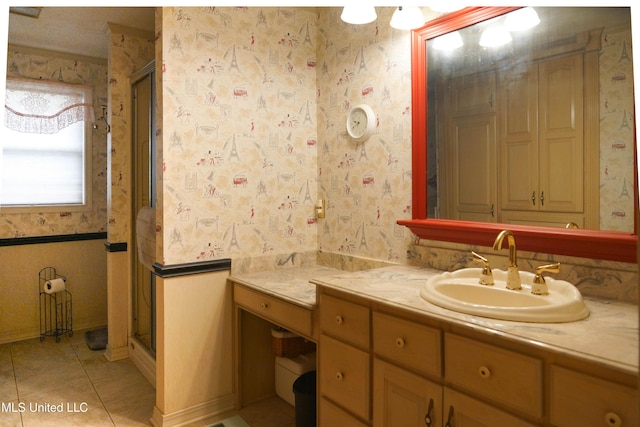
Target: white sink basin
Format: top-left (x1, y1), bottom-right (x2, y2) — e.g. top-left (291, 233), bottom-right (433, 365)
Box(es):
top-left (420, 268), bottom-right (589, 323)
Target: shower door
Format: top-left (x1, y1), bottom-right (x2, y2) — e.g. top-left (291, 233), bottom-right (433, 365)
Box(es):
top-left (132, 61), bottom-right (156, 354)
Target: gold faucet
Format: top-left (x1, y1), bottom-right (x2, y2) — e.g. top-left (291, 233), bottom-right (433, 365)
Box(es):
top-left (472, 251), bottom-right (494, 286)
top-left (492, 230), bottom-right (522, 290)
top-left (532, 263), bottom-right (560, 295)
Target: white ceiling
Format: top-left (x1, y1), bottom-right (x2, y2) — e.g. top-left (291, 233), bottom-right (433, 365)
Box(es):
top-left (7, 7), bottom-right (156, 59)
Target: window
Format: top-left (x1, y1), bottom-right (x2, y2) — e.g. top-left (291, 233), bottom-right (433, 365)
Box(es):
top-left (2, 77), bottom-right (93, 209)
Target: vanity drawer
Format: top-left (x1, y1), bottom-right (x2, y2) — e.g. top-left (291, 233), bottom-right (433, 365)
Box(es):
top-left (319, 334), bottom-right (370, 421)
top-left (549, 366), bottom-right (638, 427)
top-left (320, 397), bottom-right (368, 427)
top-left (444, 333), bottom-right (543, 418)
top-left (233, 284), bottom-right (312, 337)
top-left (373, 312), bottom-right (442, 378)
top-left (319, 293), bottom-right (370, 349)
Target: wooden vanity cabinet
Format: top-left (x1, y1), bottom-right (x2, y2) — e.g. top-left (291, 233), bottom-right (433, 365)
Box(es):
top-left (315, 287), bottom-right (637, 427)
top-left (372, 323), bottom-right (541, 427)
top-left (549, 366), bottom-right (638, 427)
top-left (444, 333), bottom-right (543, 419)
top-left (443, 388), bottom-right (538, 427)
top-left (373, 358), bottom-right (442, 427)
top-left (318, 292), bottom-right (372, 424)
top-left (372, 311), bottom-right (443, 427)
top-left (234, 283), bottom-right (314, 339)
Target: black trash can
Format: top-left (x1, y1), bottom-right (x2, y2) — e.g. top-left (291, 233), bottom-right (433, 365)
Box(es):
top-left (292, 370), bottom-right (316, 427)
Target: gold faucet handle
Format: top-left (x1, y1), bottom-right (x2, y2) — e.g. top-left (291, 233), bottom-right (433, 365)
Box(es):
top-left (472, 251), bottom-right (494, 286)
top-left (532, 262), bottom-right (560, 295)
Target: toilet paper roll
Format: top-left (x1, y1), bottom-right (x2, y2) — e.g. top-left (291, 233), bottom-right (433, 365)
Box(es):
top-left (44, 278), bottom-right (66, 294)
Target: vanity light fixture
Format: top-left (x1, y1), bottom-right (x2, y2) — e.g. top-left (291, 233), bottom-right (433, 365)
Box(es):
top-left (432, 30), bottom-right (463, 51)
top-left (390, 6), bottom-right (425, 30)
top-left (479, 25), bottom-right (512, 47)
top-left (504, 7), bottom-right (540, 32)
top-left (340, 5), bottom-right (377, 25)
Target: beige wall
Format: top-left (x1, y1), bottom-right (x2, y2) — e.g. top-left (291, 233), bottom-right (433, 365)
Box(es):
top-left (157, 7), bottom-right (320, 266)
top-left (1, 45), bottom-right (109, 344)
top-left (316, 7), bottom-right (414, 262)
top-left (0, 240), bottom-right (107, 344)
top-left (152, 269), bottom-right (234, 425)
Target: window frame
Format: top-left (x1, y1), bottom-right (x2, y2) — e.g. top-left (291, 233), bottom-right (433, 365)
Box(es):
top-left (2, 77), bottom-right (93, 213)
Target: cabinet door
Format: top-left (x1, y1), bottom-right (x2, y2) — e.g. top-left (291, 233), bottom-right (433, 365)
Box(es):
top-left (538, 54), bottom-right (584, 213)
top-left (498, 63), bottom-right (539, 212)
top-left (449, 71), bottom-right (496, 116)
top-left (450, 114), bottom-right (497, 222)
top-left (373, 359), bottom-right (442, 427)
top-left (442, 388), bottom-right (537, 427)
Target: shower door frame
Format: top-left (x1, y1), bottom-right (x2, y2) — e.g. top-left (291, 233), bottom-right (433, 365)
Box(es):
top-left (131, 60), bottom-right (157, 355)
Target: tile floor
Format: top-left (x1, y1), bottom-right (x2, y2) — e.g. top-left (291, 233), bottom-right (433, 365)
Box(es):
top-left (0, 329), bottom-right (295, 427)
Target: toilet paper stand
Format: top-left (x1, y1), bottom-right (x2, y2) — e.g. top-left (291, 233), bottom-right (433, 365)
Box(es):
top-left (38, 267), bottom-right (73, 343)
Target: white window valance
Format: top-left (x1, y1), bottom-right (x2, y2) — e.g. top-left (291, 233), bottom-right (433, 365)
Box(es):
top-left (4, 77), bottom-right (94, 134)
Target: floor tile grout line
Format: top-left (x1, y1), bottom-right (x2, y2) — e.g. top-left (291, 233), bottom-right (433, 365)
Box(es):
top-left (8, 341), bottom-right (24, 427)
top-left (70, 336), bottom-right (118, 426)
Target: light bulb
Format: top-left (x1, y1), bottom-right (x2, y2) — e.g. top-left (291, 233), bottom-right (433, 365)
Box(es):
top-left (390, 6), bottom-right (425, 30)
top-left (479, 26), bottom-right (512, 47)
top-left (341, 5), bottom-right (377, 25)
top-left (504, 7), bottom-right (540, 32)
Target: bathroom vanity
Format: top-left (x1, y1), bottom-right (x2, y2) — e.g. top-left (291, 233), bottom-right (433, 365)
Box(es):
top-left (231, 264), bottom-right (638, 427)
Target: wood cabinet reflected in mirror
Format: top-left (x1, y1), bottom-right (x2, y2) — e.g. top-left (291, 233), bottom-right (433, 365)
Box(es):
top-left (397, 7), bottom-right (637, 262)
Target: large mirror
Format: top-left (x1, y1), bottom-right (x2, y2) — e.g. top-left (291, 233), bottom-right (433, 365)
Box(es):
top-left (398, 7), bottom-right (637, 263)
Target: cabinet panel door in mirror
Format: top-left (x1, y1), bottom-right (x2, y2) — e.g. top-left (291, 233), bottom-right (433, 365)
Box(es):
top-left (446, 114), bottom-right (497, 222)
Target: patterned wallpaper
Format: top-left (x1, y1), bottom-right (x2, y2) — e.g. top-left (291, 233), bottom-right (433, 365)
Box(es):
top-left (157, 6), bottom-right (415, 266)
top-left (2, 46), bottom-right (108, 237)
top-left (315, 7), bottom-right (414, 263)
top-left (599, 25), bottom-right (635, 232)
top-left (159, 7), bottom-right (323, 265)
top-left (157, 6), bottom-right (635, 266)
top-left (106, 26), bottom-right (155, 243)
top-left (3, 7), bottom-right (633, 269)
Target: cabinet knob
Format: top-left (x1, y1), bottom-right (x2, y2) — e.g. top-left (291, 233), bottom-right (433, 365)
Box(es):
top-left (260, 302), bottom-right (269, 309)
top-left (478, 366), bottom-right (491, 379)
top-left (335, 371), bottom-right (344, 381)
top-left (395, 337), bottom-right (405, 348)
top-left (605, 412), bottom-right (622, 427)
top-left (335, 315), bottom-right (344, 325)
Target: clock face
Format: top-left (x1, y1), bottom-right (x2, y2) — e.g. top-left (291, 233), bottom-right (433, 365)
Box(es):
top-left (347, 104), bottom-right (375, 142)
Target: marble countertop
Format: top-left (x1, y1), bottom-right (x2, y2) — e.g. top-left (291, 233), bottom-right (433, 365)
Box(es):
top-left (230, 265), bottom-right (341, 309)
top-left (230, 264), bottom-right (638, 375)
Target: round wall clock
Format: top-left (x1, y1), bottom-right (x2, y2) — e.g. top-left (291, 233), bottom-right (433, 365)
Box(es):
top-left (346, 104), bottom-right (375, 142)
